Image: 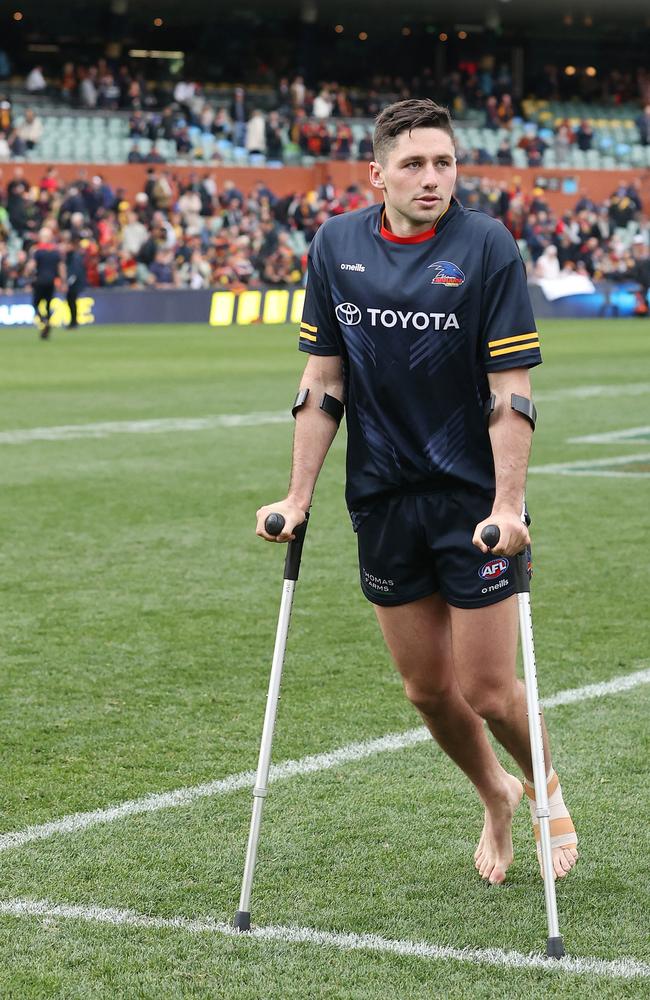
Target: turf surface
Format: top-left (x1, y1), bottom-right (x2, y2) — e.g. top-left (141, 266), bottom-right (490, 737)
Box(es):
top-left (0, 319), bottom-right (648, 998)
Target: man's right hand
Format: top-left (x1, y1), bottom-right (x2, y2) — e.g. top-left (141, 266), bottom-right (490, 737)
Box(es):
top-left (255, 499), bottom-right (307, 543)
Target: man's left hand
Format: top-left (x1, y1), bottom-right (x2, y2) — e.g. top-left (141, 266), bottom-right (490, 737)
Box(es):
top-left (473, 510), bottom-right (530, 556)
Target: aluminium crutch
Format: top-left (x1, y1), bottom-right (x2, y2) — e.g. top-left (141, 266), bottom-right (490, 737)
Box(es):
top-left (234, 511), bottom-right (309, 932)
top-left (481, 520), bottom-right (565, 959)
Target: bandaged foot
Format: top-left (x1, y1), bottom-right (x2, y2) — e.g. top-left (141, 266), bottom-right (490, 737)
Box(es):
top-left (524, 768), bottom-right (578, 879)
top-left (474, 773), bottom-right (523, 885)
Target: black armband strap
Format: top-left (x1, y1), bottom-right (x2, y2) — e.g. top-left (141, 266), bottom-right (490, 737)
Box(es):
top-left (511, 393), bottom-right (537, 431)
top-left (320, 393), bottom-right (345, 426)
top-left (291, 388), bottom-right (344, 426)
top-left (292, 387), bottom-right (309, 418)
top-left (483, 392), bottom-right (537, 431)
top-left (484, 393), bottom-right (496, 420)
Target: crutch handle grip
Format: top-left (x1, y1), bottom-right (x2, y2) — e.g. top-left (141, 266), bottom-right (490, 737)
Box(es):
top-left (481, 524), bottom-right (501, 549)
top-left (265, 513), bottom-right (285, 536)
top-left (283, 515), bottom-right (309, 581)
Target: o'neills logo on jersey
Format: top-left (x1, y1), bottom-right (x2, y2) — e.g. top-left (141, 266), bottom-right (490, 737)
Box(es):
top-left (340, 262), bottom-right (366, 272)
top-left (428, 260), bottom-right (466, 286)
top-left (335, 301), bottom-right (459, 331)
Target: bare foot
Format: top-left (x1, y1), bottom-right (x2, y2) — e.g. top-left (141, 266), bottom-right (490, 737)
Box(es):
top-left (544, 844), bottom-right (579, 880)
top-left (474, 773), bottom-right (523, 885)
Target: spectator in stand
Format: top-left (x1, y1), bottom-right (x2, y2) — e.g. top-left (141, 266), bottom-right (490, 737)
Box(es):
top-left (230, 86), bottom-right (249, 148)
top-left (554, 124), bottom-right (573, 166)
top-left (129, 111), bottom-right (148, 138)
top-left (313, 87), bottom-right (333, 119)
top-left (98, 73), bottom-right (120, 110)
top-left (127, 142), bottom-right (144, 163)
top-left (484, 96), bottom-right (500, 130)
top-left (358, 129), bottom-right (374, 160)
top-left (518, 129), bottom-right (547, 167)
top-left (532, 244), bottom-right (560, 280)
top-left (145, 144), bottom-right (166, 164)
top-left (245, 109), bottom-right (267, 158)
top-left (213, 107), bottom-right (232, 142)
top-left (496, 93), bottom-right (515, 127)
top-left (265, 110), bottom-right (284, 166)
top-left (120, 209), bottom-right (149, 258)
top-left (332, 122), bottom-right (352, 160)
top-left (25, 65), bottom-right (47, 94)
top-left (79, 67), bottom-right (98, 109)
top-left (17, 108), bottom-right (43, 151)
top-left (290, 75), bottom-right (306, 109)
top-left (575, 120), bottom-right (594, 151)
top-left (59, 62), bottom-right (76, 104)
top-left (609, 182), bottom-right (641, 226)
top-left (0, 95), bottom-right (11, 132)
top-left (496, 136), bottom-right (513, 166)
top-left (149, 247), bottom-right (176, 286)
top-left (635, 104), bottom-right (650, 146)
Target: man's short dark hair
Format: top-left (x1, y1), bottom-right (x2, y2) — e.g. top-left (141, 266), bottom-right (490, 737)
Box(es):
top-left (373, 99), bottom-right (455, 164)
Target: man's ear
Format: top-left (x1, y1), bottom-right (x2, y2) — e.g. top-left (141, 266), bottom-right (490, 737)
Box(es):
top-left (369, 161), bottom-right (385, 190)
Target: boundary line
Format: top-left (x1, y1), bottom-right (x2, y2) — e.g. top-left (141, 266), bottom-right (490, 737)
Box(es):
top-left (530, 453), bottom-right (650, 478)
top-left (1, 665), bottom-right (648, 856)
top-left (568, 426), bottom-right (650, 445)
top-left (0, 411), bottom-right (292, 445)
top-left (0, 897), bottom-right (648, 980)
top-left (0, 382), bottom-right (647, 445)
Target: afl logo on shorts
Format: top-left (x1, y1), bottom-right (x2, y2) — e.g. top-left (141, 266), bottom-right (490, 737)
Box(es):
top-left (428, 261), bottom-right (466, 287)
top-left (479, 557), bottom-right (510, 580)
top-left (335, 301), bottom-right (362, 325)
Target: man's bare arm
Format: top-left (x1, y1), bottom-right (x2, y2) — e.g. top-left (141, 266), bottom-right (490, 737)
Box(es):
top-left (473, 367), bottom-right (534, 556)
top-left (256, 353), bottom-right (345, 542)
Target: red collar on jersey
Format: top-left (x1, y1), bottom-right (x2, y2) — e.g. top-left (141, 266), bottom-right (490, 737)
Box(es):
top-left (379, 201), bottom-right (453, 244)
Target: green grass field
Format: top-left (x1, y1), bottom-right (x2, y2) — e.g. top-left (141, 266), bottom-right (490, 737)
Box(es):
top-left (0, 319), bottom-right (648, 998)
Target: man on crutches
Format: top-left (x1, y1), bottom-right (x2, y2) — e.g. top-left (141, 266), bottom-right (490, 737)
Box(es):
top-left (251, 99), bottom-right (578, 949)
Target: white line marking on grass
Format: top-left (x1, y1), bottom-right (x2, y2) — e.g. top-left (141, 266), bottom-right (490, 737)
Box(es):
top-left (1, 666), bottom-right (648, 856)
top-left (534, 382), bottom-right (650, 402)
top-left (530, 453), bottom-right (650, 478)
top-left (568, 426), bottom-right (650, 445)
top-left (0, 898), bottom-right (648, 980)
top-left (0, 412), bottom-right (292, 444)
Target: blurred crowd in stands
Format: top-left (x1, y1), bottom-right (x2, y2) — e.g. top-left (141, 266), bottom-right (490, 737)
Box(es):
top-left (1, 165), bottom-right (648, 297)
top-left (1, 57), bottom-right (650, 166)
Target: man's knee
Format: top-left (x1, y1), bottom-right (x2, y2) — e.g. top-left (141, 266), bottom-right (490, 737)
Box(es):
top-left (403, 676), bottom-right (455, 716)
top-left (461, 679), bottom-right (518, 723)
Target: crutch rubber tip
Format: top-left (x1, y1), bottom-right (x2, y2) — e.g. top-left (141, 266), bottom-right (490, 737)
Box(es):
top-left (233, 910), bottom-right (251, 932)
top-left (546, 935), bottom-right (565, 959)
top-left (265, 513), bottom-right (285, 536)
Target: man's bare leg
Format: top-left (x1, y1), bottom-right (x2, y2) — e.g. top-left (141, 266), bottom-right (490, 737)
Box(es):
top-left (374, 594), bottom-right (523, 884)
top-left (449, 597), bottom-right (578, 879)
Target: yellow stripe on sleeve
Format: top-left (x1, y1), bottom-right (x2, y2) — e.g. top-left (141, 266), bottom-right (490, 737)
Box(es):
top-left (300, 321), bottom-right (318, 333)
top-left (487, 331), bottom-right (539, 349)
top-left (299, 330), bottom-right (318, 342)
top-left (490, 341), bottom-right (540, 357)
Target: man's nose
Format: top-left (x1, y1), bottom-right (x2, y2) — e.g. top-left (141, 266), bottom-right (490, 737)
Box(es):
top-left (421, 164), bottom-right (439, 187)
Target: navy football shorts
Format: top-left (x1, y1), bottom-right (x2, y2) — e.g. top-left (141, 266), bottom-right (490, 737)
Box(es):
top-left (353, 489), bottom-right (518, 609)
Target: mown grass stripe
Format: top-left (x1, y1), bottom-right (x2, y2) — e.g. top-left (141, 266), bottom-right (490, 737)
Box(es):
top-left (0, 666), bottom-right (648, 856)
top-left (0, 898), bottom-right (648, 979)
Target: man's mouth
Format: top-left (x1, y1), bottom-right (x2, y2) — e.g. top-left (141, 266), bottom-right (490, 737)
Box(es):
top-left (414, 195), bottom-right (441, 205)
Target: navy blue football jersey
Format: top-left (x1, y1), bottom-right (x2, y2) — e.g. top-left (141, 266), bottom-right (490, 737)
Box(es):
top-left (299, 199), bottom-right (541, 511)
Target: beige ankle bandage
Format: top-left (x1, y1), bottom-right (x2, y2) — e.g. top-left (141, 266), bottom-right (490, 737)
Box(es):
top-left (524, 769), bottom-right (577, 860)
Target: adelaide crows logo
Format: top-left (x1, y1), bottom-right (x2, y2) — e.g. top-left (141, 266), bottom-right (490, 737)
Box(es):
top-left (428, 261), bottom-right (466, 286)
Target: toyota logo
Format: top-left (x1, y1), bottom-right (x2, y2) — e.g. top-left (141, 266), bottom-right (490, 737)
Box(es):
top-left (335, 301), bottom-right (362, 326)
